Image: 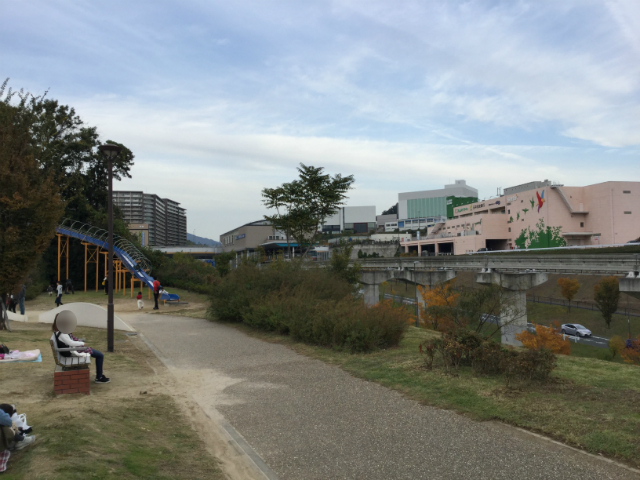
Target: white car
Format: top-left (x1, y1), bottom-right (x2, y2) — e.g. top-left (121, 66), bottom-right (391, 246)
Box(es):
top-left (560, 323), bottom-right (592, 337)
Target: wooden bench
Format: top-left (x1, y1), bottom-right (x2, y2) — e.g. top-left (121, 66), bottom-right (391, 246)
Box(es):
top-left (49, 334), bottom-right (91, 395)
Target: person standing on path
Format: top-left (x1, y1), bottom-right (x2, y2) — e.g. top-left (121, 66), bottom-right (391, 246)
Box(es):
top-left (7, 294), bottom-right (16, 314)
top-left (152, 279), bottom-right (161, 310)
top-left (103, 277), bottom-right (108, 295)
top-left (136, 291), bottom-right (144, 310)
top-left (55, 282), bottom-right (63, 307)
top-left (65, 279), bottom-right (74, 295)
top-left (16, 285), bottom-right (26, 316)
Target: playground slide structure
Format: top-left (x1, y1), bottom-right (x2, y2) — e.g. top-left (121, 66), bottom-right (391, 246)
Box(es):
top-left (56, 219), bottom-right (179, 302)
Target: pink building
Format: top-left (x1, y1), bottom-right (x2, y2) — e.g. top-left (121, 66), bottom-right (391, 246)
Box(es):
top-left (402, 181), bottom-right (640, 255)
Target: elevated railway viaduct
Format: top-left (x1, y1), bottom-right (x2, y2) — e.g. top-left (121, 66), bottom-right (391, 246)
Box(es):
top-left (356, 254), bottom-right (640, 345)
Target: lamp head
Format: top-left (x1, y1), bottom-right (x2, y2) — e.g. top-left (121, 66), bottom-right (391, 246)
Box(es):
top-left (98, 144), bottom-right (122, 159)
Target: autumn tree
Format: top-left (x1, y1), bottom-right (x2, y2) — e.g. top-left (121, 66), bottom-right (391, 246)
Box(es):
top-left (557, 277), bottom-right (580, 312)
top-left (621, 335), bottom-right (640, 365)
top-left (0, 92), bottom-right (64, 328)
top-left (608, 335), bottom-right (626, 360)
top-left (515, 324), bottom-right (571, 355)
top-left (594, 276), bottom-right (620, 329)
top-left (417, 280), bottom-right (459, 331)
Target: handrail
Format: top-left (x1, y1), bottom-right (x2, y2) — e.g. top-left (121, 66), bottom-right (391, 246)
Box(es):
top-left (57, 218), bottom-right (151, 273)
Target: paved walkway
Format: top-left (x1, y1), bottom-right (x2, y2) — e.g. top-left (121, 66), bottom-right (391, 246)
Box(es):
top-left (126, 314), bottom-right (637, 480)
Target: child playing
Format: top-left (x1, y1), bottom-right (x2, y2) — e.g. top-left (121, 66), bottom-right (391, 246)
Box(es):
top-left (136, 291), bottom-right (144, 310)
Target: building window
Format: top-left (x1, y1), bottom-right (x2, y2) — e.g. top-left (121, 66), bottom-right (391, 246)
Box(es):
top-left (508, 227), bottom-right (511, 232)
top-left (623, 190), bottom-right (631, 194)
top-left (624, 211), bottom-right (632, 214)
top-left (580, 222), bottom-right (584, 227)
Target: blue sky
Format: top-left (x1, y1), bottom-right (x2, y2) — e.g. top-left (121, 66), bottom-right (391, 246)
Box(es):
top-left (3, 0), bottom-right (639, 238)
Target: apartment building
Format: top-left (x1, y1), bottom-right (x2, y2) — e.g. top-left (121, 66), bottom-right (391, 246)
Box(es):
top-left (113, 191), bottom-right (187, 247)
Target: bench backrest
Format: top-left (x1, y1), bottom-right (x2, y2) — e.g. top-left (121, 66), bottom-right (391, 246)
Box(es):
top-left (49, 333), bottom-right (91, 368)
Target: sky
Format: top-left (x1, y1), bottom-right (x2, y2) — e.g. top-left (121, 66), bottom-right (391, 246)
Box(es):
top-left (3, 0), bottom-right (640, 239)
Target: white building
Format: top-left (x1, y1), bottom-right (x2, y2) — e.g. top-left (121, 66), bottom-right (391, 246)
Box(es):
top-left (397, 180), bottom-right (478, 229)
top-left (322, 206), bottom-right (377, 234)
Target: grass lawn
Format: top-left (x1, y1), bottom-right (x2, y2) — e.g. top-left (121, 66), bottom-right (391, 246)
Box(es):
top-left (25, 288), bottom-right (210, 316)
top-left (0, 323), bottom-right (223, 479)
top-left (229, 323), bottom-right (640, 468)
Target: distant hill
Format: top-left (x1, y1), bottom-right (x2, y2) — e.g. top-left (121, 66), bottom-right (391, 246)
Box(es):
top-left (187, 233), bottom-right (222, 246)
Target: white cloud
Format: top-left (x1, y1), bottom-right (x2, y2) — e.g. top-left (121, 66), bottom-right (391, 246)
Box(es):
top-left (4, 0), bottom-right (640, 238)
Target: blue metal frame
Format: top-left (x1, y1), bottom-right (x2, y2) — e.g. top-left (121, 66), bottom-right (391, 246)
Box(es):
top-left (56, 219), bottom-right (179, 302)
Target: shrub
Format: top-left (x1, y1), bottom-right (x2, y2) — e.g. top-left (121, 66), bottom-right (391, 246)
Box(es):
top-left (609, 335), bottom-right (626, 360)
top-left (208, 261), bottom-right (409, 352)
top-left (471, 340), bottom-right (506, 375)
top-left (515, 324), bottom-right (570, 355)
top-left (154, 253), bottom-right (219, 294)
top-left (503, 348), bottom-right (557, 386)
top-left (420, 331), bottom-right (558, 384)
top-left (621, 336), bottom-right (640, 365)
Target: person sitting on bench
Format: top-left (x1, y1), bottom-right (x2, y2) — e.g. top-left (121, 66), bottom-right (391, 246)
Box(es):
top-left (52, 311), bottom-right (110, 384)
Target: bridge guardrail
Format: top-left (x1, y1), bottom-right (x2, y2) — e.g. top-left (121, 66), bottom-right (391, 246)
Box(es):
top-left (354, 254), bottom-right (640, 275)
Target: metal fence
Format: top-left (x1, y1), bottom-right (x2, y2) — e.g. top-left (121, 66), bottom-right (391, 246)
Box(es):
top-left (526, 295), bottom-right (640, 318)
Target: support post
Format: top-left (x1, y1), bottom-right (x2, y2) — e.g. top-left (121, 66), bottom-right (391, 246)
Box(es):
top-left (476, 271), bottom-right (548, 346)
top-left (57, 234), bottom-right (61, 282)
top-left (364, 284), bottom-right (380, 306)
top-left (107, 156), bottom-right (114, 353)
top-left (56, 235), bottom-right (69, 283)
top-left (84, 242), bottom-right (88, 292)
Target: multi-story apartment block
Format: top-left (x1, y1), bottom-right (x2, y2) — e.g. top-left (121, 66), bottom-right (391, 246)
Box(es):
top-left (113, 191), bottom-right (187, 247)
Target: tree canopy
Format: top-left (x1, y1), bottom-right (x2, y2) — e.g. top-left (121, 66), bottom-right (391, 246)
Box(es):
top-left (0, 86), bottom-right (65, 298)
top-left (0, 80), bottom-right (136, 292)
top-left (262, 164), bottom-right (354, 256)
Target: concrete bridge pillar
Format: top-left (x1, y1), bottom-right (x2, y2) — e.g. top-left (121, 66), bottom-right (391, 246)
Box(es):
top-left (358, 269), bottom-right (456, 316)
top-left (359, 270), bottom-right (396, 307)
top-left (476, 271), bottom-right (548, 347)
top-left (363, 284), bottom-right (380, 306)
top-left (620, 275), bottom-right (640, 301)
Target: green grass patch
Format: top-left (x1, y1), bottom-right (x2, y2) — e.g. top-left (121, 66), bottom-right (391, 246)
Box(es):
top-left (0, 323), bottom-right (222, 479)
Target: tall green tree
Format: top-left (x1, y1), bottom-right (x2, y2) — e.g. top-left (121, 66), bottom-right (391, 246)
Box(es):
top-left (262, 164), bottom-right (354, 257)
top-left (594, 276), bottom-right (620, 329)
top-left (1, 80), bottom-right (136, 287)
top-left (0, 91), bottom-right (65, 320)
top-left (262, 184), bottom-right (297, 258)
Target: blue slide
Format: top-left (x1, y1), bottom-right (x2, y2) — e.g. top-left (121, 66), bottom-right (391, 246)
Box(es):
top-left (56, 219), bottom-right (179, 302)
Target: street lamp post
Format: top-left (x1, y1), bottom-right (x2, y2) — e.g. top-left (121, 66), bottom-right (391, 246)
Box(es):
top-left (98, 143), bottom-right (122, 353)
top-left (413, 261), bottom-right (419, 327)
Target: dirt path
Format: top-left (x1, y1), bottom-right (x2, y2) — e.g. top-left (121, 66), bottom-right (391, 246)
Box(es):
top-left (123, 312), bottom-right (638, 480)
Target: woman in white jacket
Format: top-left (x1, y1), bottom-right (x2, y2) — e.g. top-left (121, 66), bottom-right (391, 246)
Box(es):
top-left (52, 315), bottom-right (110, 384)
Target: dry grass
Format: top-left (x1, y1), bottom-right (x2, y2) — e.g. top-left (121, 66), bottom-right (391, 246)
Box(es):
top-left (0, 323), bottom-right (223, 479)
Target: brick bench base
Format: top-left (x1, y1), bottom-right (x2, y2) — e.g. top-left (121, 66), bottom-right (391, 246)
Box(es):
top-left (54, 365), bottom-right (90, 395)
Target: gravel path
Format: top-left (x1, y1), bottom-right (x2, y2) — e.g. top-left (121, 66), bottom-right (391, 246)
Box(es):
top-left (126, 314), bottom-right (637, 480)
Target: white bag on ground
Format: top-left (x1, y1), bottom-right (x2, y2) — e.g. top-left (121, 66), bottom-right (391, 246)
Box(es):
top-left (11, 413), bottom-right (31, 432)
